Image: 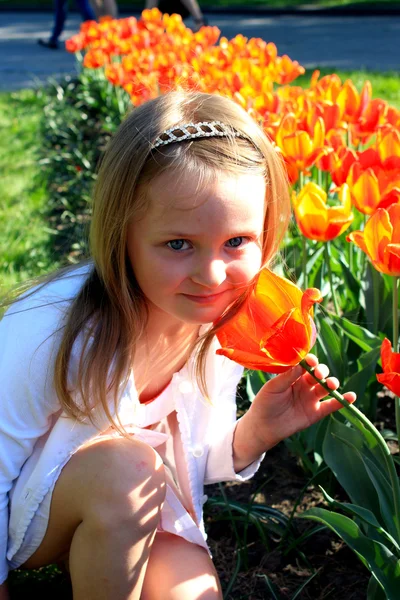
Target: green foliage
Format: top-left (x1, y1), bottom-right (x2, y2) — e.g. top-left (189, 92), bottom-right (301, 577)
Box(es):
top-left (38, 69), bottom-right (129, 265)
top-left (0, 90), bottom-right (58, 293)
top-left (300, 507), bottom-right (400, 599)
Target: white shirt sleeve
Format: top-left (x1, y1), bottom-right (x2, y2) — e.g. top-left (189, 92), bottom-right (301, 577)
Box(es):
top-left (0, 278), bottom-right (82, 583)
top-left (204, 356), bottom-right (265, 484)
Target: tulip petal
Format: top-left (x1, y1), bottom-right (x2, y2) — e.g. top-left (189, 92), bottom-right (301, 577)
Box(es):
top-left (260, 308), bottom-right (312, 364)
top-left (384, 244), bottom-right (400, 276)
top-left (351, 169), bottom-right (380, 215)
top-left (388, 204), bottom-right (400, 244)
top-left (215, 347), bottom-right (290, 373)
top-left (347, 230), bottom-right (369, 256)
top-left (377, 372), bottom-right (400, 397)
top-left (301, 288), bottom-right (323, 314)
top-left (364, 208), bottom-right (392, 267)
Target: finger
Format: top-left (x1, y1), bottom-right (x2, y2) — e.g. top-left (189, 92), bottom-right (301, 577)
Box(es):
top-left (304, 353), bottom-right (318, 368)
top-left (312, 397), bottom-right (345, 419)
top-left (262, 365), bottom-right (303, 394)
top-left (313, 390), bottom-right (357, 420)
top-left (303, 363), bottom-right (329, 386)
top-left (343, 391), bottom-right (357, 404)
top-left (312, 376), bottom-right (339, 400)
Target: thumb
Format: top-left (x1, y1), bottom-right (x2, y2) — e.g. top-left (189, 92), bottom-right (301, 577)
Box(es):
top-left (261, 364), bottom-right (303, 394)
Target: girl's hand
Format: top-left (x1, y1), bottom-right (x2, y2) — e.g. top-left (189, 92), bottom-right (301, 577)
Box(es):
top-left (248, 353), bottom-right (356, 451)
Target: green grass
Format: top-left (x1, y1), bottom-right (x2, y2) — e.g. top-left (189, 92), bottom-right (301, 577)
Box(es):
top-left (0, 90), bottom-right (59, 295)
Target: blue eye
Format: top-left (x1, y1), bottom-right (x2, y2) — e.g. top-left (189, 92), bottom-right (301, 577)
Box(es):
top-left (227, 237), bottom-right (244, 248)
top-left (167, 239), bottom-right (189, 251)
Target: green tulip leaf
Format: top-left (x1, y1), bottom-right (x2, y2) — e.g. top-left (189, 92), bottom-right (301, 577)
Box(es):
top-left (245, 370), bottom-right (268, 402)
top-left (319, 487), bottom-right (400, 555)
top-left (300, 508), bottom-right (400, 599)
top-left (337, 256), bottom-right (362, 307)
top-left (361, 455), bottom-right (399, 541)
top-left (323, 416), bottom-right (385, 520)
top-left (315, 318), bottom-right (345, 380)
top-left (342, 346), bottom-right (381, 400)
top-left (367, 574), bottom-right (387, 600)
top-left (330, 313), bottom-right (382, 351)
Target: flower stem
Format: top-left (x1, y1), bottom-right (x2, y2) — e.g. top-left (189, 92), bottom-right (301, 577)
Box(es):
top-left (300, 358), bottom-right (400, 541)
top-left (302, 236), bottom-right (308, 288)
top-left (324, 243), bottom-right (340, 316)
top-left (371, 267), bottom-right (380, 335)
top-left (393, 277), bottom-right (399, 353)
top-left (393, 276), bottom-right (400, 451)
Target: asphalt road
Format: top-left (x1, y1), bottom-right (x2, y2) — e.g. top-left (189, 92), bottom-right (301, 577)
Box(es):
top-left (0, 10), bottom-right (399, 91)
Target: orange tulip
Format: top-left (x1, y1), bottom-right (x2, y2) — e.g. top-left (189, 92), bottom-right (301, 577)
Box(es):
top-left (336, 79), bottom-right (371, 124)
top-left (65, 33), bottom-right (85, 53)
top-left (215, 269), bottom-right (322, 373)
top-left (347, 161), bottom-right (400, 215)
top-left (377, 126), bottom-right (400, 170)
top-left (292, 182), bottom-right (353, 242)
top-left (276, 113), bottom-right (331, 178)
top-left (377, 338), bottom-right (400, 396)
top-left (347, 204), bottom-right (400, 276)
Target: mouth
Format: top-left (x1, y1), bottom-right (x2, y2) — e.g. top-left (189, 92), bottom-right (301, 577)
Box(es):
top-left (182, 291), bottom-right (228, 304)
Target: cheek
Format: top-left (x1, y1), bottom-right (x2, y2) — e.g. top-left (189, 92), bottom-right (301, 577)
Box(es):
top-left (143, 256), bottom-right (187, 289)
top-left (229, 248), bottom-right (263, 283)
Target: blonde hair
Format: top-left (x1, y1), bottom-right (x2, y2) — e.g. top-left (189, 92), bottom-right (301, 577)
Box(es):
top-left (10, 91), bottom-right (291, 430)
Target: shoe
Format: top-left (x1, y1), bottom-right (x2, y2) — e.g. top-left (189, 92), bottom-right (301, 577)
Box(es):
top-left (193, 17), bottom-right (208, 32)
top-left (38, 39), bottom-right (59, 50)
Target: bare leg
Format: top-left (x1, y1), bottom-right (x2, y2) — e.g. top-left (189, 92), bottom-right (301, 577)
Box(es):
top-left (21, 437), bottom-right (166, 599)
top-left (141, 533), bottom-right (223, 600)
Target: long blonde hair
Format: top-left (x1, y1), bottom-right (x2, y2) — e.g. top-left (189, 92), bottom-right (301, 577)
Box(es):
top-left (8, 91), bottom-right (291, 430)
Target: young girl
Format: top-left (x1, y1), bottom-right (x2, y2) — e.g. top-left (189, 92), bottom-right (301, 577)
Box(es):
top-left (0, 91), bottom-right (355, 600)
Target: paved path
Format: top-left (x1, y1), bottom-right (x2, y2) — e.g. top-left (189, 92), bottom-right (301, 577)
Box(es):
top-left (0, 10), bottom-right (399, 91)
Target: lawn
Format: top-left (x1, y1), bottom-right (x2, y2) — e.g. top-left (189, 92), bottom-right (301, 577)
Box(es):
top-left (0, 90), bottom-right (58, 297)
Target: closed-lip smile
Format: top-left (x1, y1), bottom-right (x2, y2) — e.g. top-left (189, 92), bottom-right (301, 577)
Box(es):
top-left (182, 291), bottom-right (227, 303)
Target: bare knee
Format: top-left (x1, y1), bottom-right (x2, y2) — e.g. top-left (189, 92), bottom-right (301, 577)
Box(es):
top-left (77, 437), bottom-right (166, 531)
top-left (142, 534), bottom-right (223, 600)
top-left (22, 436), bottom-right (165, 569)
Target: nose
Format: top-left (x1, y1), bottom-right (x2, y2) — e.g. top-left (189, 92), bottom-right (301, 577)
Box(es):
top-left (191, 257), bottom-right (227, 289)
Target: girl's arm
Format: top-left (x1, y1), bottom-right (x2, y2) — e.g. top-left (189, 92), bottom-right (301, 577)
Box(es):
top-left (232, 354), bottom-right (356, 473)
top-left (0, 582), bottom-right (9, 600)
top-left (0, 296), bottom-right (68, 580)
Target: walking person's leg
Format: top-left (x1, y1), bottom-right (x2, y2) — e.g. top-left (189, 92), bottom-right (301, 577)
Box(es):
top-left (180, 0), bottom-right (207, 29)
top-left (144, 0), bottom-right (207, 30)
top-left (92, 0), bottom-right (118, 18)
top-left (76, 0), bottom-right (97, 21)
top-left (38, 0), bottom-right (69, 49)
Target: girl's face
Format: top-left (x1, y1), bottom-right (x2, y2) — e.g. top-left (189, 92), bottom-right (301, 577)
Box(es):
top-left (127, 168), bottom-right (267, 328)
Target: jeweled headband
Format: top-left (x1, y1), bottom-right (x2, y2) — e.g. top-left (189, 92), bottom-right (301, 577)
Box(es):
top-left (152, 120), bottom-right (255, 149)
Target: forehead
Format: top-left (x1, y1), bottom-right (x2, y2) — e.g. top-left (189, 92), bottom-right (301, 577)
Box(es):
top-left (143, 169), bottom-right (267, 231)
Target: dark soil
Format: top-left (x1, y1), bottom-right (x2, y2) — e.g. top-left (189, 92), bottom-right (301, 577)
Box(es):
top-left (206, 441), bottom-right (371, 599)
top-left (8, 394), bottom-right (398, 599)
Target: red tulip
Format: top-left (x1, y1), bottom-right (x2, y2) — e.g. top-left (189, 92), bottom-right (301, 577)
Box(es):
top-left (215, 269), bottom-right (322, 373)
top-left (377, 338), bottom-right (400, 397)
